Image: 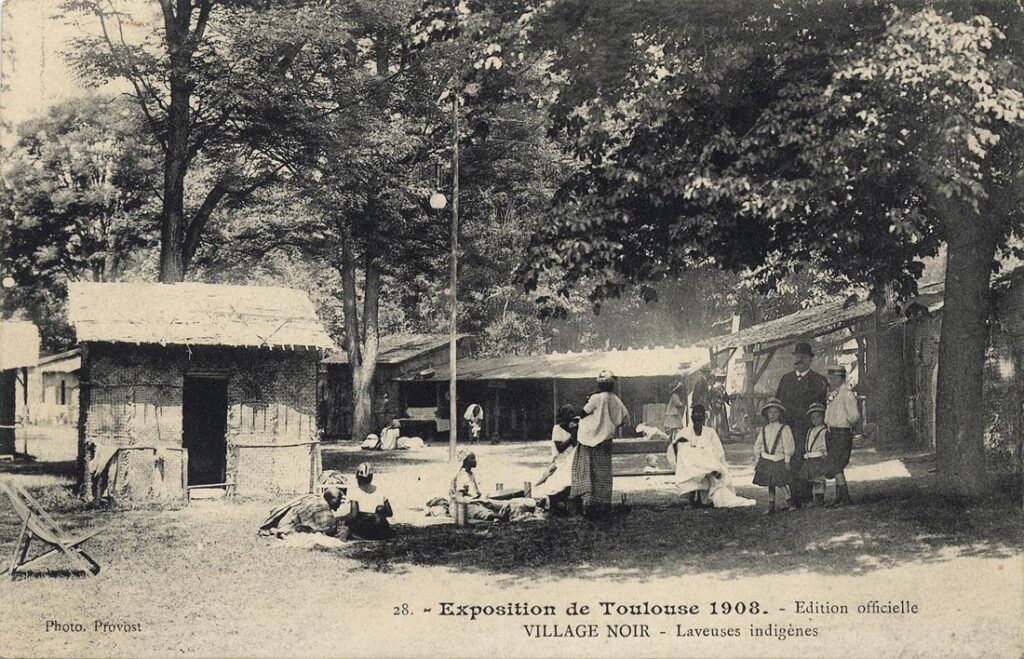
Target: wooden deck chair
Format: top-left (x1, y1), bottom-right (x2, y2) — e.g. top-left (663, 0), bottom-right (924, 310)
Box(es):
top-left (0, 481), bottom-right (102, 579)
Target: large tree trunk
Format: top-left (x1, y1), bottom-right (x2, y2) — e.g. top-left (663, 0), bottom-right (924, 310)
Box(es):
top-left (935, 224), bottom-right (1000, 497)
top-left (869, 299), bottom-right (909, 445)
top-left (159, 78), bottom-right (190, 284)
top-left (351, 256), bottom-right (381, 441)
top-left (339, 233), bottom-right (382, 441)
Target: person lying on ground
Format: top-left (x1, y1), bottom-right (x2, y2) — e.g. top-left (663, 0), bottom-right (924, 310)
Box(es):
top-left (533, 404), bottom-right (579, 510)
top-left (259, 486), bottom-right (346, 538)
top-left (667, 405), bottom-right (755, 509)
top-left (342, 462), bottom-right (395, 540)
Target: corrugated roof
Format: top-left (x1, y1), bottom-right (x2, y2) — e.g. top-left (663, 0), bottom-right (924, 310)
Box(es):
top-left (0, 321), bottom-right (40, 369)
top-left (402, 345), bottom-right (712, 381)
top-left (323, 333), bottom-right (464, 365)
top-left (697, 280), bottom-right (946, 351)
top-left (67, 282), bottom-right (336, 350)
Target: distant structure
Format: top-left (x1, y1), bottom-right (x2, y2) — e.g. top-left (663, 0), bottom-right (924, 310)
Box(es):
top-left (67, 282), bottom-right (335, 500)
top-left (0, 321), bottom-right (40, 455)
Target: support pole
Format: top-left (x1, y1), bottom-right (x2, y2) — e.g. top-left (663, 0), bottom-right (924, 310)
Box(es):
top-left (21, 366), bottom-right (28, 454)
top-left (448, 97), bottom-right (459, 463)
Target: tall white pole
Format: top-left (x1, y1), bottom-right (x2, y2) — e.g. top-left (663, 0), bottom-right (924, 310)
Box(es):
top-left (448, 97), bottom-right (459, 463)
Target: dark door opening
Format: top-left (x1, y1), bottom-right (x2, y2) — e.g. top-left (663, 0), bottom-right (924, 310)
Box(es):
top-left (182, 377), bottom-right (228, 486)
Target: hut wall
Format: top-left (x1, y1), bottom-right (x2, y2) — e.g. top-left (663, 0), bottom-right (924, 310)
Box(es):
top-left (82, 344), bottom-right (319, 499)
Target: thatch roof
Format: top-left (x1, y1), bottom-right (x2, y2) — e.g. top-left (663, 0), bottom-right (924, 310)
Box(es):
top-left (0, 321), bottom-right (40, 369)
top-left (323, 333), bottom-right (464, 365)
top-left (67, 282), bottom-right (335, 350)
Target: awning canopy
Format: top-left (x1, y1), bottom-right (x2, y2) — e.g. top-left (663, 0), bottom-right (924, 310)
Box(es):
top-left (398, 345), bottom-right (713, 382)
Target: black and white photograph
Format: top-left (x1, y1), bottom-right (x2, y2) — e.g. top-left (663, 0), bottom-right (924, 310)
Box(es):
top-left (0, 0), bottom-right (1022, 656)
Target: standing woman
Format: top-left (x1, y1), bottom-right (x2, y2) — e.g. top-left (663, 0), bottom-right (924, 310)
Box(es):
top-left (663, 378), bottom-right (688, 441)
top-left (571, 370), bottom-right (630, 518)
top-left (708, 370), bottom-right (731, 441)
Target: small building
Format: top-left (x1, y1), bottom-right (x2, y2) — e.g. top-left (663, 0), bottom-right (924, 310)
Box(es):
top-left (67, 282), bottom-right (335, 500)
top-left (397, 345), bottom-right (713, 442)
top-left (319, 333), bottom-right (470, 439)
top-left (0, 320), bottom-right (40, 455)
top-left (15, 348), bottom-right (81, 425)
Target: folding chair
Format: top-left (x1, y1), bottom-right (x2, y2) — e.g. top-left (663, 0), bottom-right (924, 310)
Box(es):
top-left (0, 481), bottom-right (103, 579)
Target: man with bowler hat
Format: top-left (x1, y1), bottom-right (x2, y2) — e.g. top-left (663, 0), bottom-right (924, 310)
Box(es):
top-left (774, 341), bottom-right (829, 508)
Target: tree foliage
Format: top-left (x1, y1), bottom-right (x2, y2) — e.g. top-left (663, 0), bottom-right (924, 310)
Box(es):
top-left (0, 96), bottom-right (159, 350)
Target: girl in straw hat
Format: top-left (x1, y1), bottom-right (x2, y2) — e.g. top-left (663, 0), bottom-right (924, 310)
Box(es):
top-left (752, 398), bottom-right (795, 515)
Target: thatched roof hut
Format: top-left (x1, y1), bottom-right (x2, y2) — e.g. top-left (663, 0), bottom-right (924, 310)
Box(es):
top-left (67, 282), bottom-right (335, 501)
top-left (67, 282), bottom-right (334, 350)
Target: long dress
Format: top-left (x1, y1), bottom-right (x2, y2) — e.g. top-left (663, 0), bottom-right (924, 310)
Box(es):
top-left (533, 425), bottom-right (576, 499)
top-left (666, 426), bottom-right (754, 508)
top-left (572, 391), bottom-right (628, 507)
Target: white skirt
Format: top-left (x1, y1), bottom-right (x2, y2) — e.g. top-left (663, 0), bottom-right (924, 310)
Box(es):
top-left (533, 446), bottom-right (576, 498)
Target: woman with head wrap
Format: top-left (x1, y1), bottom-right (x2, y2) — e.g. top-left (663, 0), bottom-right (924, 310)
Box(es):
top-left (571, 370), bottom-right (630, 518)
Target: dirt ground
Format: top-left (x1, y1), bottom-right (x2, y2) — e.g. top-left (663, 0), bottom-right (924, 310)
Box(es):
top-left (0, 427), bottom-right (1021, 658)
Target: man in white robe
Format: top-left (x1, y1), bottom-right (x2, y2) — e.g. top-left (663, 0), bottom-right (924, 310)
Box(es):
top-left (666, 405), bottom-right (754, 508)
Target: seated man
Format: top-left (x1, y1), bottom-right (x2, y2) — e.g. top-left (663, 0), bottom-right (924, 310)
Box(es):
top-left (666, 405), bottom-right (755, 509)
top-left (343, 463), bottom-right (395, 540)
top-left (259, 486), bottom-right (346, 538)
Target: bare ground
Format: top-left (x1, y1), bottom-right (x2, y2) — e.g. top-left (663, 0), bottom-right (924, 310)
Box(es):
top-left (0, 427), bottom-right (1020, 658)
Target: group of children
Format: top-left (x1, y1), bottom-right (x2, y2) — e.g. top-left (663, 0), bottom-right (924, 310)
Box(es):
top-left (752, 394), bottom-right (853, 515)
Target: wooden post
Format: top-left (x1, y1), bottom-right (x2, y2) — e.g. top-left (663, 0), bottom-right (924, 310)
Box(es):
top-left (76, 345), bottom-right (92, 500)
top-left (448, 96), bottom-right (460, 463)
top-left (181, 449), bottom-right (189, 502)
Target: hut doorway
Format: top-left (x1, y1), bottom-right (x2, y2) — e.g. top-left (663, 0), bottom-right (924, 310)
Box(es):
top-left (183, 376), bottom-right (228, 486)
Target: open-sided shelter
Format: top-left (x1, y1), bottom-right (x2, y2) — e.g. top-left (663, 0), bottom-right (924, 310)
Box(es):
top-left (398, 345), bottom-right (712, 442)
top-left (319, 333), bottom-right (470, 439)
top-left (68, 282), bottom-right (335, 500)
top-left (698, 267), bottom-right (1023, 452)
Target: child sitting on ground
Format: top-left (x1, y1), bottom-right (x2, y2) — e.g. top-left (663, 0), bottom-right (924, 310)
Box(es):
top-left (752, 398), bottom-right (795, 515)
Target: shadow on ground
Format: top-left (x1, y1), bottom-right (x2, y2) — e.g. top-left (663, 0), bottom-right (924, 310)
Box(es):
top-left (349, 473), bottom-right (1023, 582)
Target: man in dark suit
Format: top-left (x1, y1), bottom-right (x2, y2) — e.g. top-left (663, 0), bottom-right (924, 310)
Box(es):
top-left (774, 342), bottom-right (829, 508)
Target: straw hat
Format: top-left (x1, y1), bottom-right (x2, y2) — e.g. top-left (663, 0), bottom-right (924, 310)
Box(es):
top-left (760, 397), bottom-right (786, 416)
top-left (807, 402), bottom-right (826, 416)
top-left (596, 369), bottom-right (616, 384)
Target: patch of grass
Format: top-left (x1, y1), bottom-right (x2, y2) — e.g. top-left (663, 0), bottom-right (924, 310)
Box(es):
top-left (350, 475), bottom-right (1024, 579)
